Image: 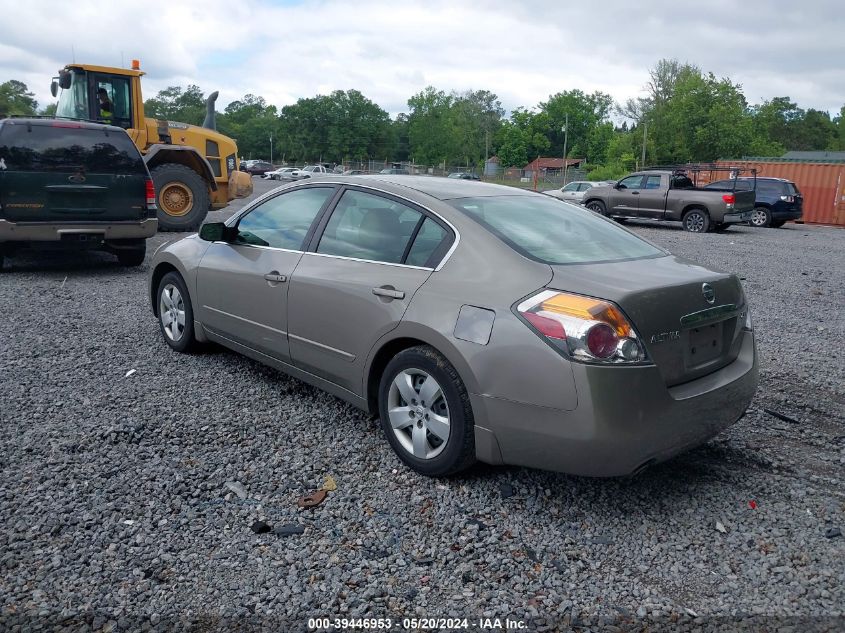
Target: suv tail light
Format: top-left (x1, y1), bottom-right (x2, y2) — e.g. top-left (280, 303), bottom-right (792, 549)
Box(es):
top-left (780, 195), bottom-right (795, 202)
top-left (145, 179), bottom-right (157, 210)
top-left (516, 290), bottom-right (648, 364)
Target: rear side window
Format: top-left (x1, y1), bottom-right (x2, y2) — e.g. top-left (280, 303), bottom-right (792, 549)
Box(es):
top-left (406, 218), bottom-right (449, 267)
top-left (758, 180), bottom-right (785, 195)
top-left (0, 123), bottom-right (144, 173)
top-left (317, 189), bottom-right (423, 264)
top-left (448, 195), bottom-right (665, 265)
top-left (785, 182), bottom-right (800, 195)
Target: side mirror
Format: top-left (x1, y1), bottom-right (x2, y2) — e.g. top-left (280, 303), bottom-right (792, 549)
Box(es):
top-left (199, 222), bottom-right (229, 242)
top-left (58, 70), bottom-right (72, 90)
top-left (50, 80), bottom-right (59, 98)
top-left (614, 183), bottom-right (623, 189)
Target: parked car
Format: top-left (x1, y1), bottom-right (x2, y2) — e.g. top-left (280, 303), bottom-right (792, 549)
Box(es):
top-left (582, 169), bottom-right (756, 232)
top-left (264, 167), bottom-right (299, 181)
top-left (243, 161), bottom-right (275, 176)
top-left (343, 169), bottom-right (366, 175)
top-left (292, 165), bottom-right (331, 180)
top-left (0, 117), bottom-right (157, 269)
top-left (544, 180), bottom-right (612, 202)
top-left (149, 176), bottom-right (758, 477)
top-left (448, 172), bottom-right (480, 180)
top-left (703, 177), bottom-right (802, 228)
top-left (379, 168), bottom-right (410, 175)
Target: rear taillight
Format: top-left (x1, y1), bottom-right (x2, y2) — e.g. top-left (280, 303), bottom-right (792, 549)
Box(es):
top-left (722, 193), bottom-right (735, 207)
top-left (516, 290), bottom-right (648, 364)
top-left (145, 179), bottom-right (157, 209)
top-left (780, 195), bottom-right (795, 202)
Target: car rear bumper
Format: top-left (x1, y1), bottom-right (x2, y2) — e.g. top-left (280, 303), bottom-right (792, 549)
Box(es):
top-left (722, 209), bottom-right (754, 224)
top-left (471, 330), bottom-right (758, 476)
top-left (0, 218), bottom-right (158, 242)
top-left (771, 209), bottom-right (802, 221)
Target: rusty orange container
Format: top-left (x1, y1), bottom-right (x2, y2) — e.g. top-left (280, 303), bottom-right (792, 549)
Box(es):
top-left (716, 160), bottom-right (845, 227)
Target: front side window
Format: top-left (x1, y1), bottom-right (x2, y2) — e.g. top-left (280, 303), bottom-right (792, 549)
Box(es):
top-left (617, 175), bottom-right (644, 190)
top-left (55, 70), bottom-right (89, 120)
top-left (317, 189), bottom-right (423, 264)
top-left (448, 195), bottom-right (665, 265)
top-left (234, 187), bottom-right (334, 249)
top-left (94, 76), bottom-right (132, 128)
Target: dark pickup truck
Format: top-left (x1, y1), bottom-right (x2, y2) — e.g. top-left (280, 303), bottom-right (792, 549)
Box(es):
top-left (581, 169), bottom-right (756, 232)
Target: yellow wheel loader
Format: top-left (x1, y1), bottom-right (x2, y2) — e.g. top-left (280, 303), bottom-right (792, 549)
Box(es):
top-left (51, 60), bottom-right (253, 231)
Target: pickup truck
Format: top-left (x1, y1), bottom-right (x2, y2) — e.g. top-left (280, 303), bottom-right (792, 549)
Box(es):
top-left (581, 170), bottom-right (756, 232)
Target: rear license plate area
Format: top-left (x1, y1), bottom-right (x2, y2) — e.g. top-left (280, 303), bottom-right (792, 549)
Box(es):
top-left (685, 322), bottom-right (723, 367)
top-left (60, 233), bottom-right (104, 244)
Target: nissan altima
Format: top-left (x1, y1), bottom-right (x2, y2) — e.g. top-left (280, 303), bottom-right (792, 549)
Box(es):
top-left (148, 176), bottom-right (758, 477)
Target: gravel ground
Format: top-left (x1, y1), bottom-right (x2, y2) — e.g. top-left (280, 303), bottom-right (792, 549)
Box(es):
top-left (1, 178), bottom-right (843, 632)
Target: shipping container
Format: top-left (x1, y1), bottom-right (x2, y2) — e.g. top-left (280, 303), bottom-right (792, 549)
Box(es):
top-left (716, 160), bottom-right (845, 227)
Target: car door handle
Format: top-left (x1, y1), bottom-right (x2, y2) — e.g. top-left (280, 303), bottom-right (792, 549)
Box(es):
top-left (372, 287), bottom-right (405, 300)
top-left (631, 191), bottom-right (640, 195)
top-left (263, 272), bottom-right (287, 283)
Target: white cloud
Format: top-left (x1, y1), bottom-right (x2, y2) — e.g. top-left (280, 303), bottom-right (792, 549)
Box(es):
top-left (1, 0), bottom-right (843, 118)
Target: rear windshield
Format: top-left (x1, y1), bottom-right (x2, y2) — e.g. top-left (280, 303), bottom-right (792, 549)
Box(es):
top-left (447, 195), bottom-right (665, 264)
top-left (0, 123), bottom-right (145, 174)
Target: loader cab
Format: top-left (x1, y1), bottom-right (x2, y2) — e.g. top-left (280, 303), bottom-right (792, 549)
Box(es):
top-left (54, 66), bottom-right (143, 131)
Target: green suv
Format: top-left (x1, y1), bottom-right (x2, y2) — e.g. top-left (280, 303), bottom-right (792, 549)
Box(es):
top-left (0, 117), bottom-right (157, 269)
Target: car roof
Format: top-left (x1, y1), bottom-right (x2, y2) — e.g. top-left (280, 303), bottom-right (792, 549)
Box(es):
top-left (305, 174), bottom-right (537, 201)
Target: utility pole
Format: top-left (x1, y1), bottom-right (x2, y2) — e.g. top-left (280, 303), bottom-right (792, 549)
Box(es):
top-left (641, 121), bottom-right (648, 167)
top-left (561, 113), bottom-right (569, 186)
top-left (485, 129), bottom-right (489, 176)
top-left (269, 133), bottom-right (273, 164)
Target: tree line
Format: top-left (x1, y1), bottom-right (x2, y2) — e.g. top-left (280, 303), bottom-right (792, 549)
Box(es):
top-left (3, 58), bottom-right (844, 179)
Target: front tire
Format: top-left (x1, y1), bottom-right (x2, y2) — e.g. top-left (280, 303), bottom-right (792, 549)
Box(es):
top-left (378, 346), bottom-right (476, 477)
top-left (156, 272), bottom-right (199, 353)
top-left (586, 200), bottom-right (607, 217)
top-left (151, 164), bottom-right (211, 232)
top-left (750, 206), bottom-right (772, 228)
top-left (683, 208), bottom-right (711, 233)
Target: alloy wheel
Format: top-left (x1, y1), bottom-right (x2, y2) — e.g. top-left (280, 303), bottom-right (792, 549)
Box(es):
top-left (685, 212), bottom-right (706, 232)
top-left (159, 283), bottom-right (186, 341)
top-left (750, 208), bottom-right (769, 227)
top-left (387, 369), bottom-right (450, 460)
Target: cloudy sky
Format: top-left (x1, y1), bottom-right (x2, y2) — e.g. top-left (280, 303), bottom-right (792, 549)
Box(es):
top-left (2, 0), bottom-right (843, 118)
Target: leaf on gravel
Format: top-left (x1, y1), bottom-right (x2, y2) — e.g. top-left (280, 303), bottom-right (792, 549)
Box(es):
top-left (322, 475), bottom-right (337, 492)
top-left (297, 489), bottom-right (327, 509)
top-left (715, 521), bottom-right (728, 534)
top-left (250, 520), bottom-right (271, 534)
top-left (124, 369), bottom-right (136, 377)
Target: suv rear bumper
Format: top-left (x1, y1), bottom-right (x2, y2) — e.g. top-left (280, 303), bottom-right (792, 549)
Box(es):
top-left (0, 219), bottom-right (157, 242)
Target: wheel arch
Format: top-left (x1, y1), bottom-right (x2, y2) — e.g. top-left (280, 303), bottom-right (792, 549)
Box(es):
top-left (364, 327), bottom-right (481, 416)
top-left (144, 145), bottom-right (218, 191)
top-left (149, 262), bottom-right (180, 316)
top-left (681, 204), bottom-right (710, 218)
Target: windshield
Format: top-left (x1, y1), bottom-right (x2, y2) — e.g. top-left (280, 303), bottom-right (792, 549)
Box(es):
top-left (447, 195), bottom-right (665, 265)
top-left (55, 70), bottom-right (89, 120)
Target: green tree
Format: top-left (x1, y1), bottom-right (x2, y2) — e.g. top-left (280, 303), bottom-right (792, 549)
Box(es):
top-left (0, 80), bottom-right (38, 116)
top-left (279, 90), bottom-right (392, 163)
top-left (143, 85), bottom-right (206, 125)
top-left (406, 87), bottom-right (457, 165)
top-left (535, 90), bottom-right (615, 162)
top-left (40, 103), bottom-right (58, 116)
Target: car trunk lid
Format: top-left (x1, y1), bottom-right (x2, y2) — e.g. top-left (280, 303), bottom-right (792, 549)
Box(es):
top-left (549, 255), bottom-right (747, 386)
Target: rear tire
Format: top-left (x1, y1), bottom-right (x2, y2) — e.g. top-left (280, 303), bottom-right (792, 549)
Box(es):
top-left (378, 346), bottom-right (476, 477)
top-left (156, 272), bottom-right (199, 353)
top-left (586, 200), bottom-right (607, 217)
top-left (151, 164), bottom-right (210, 233)
top-left (750, 206), bottom-right (772, 228)
top-left (682, 208), bottom-right (711, 233)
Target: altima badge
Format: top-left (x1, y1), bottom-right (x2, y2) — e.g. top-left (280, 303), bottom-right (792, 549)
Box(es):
top-left (702, 283), bottom-right (716, 304)
top-left (650, 331), bottom-right (681, 344)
